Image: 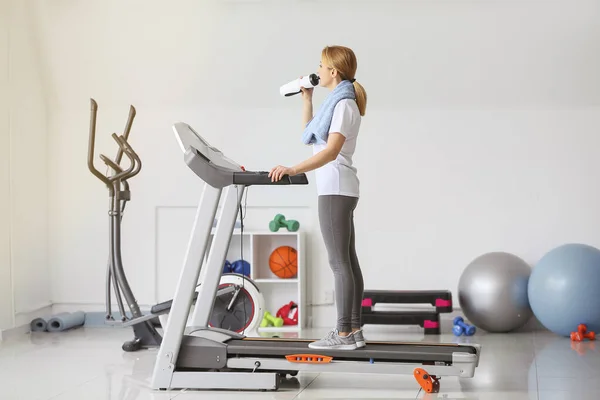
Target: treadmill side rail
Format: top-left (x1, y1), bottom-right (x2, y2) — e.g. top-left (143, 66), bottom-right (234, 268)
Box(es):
top-left (226, 353), bottom-right (479, 378)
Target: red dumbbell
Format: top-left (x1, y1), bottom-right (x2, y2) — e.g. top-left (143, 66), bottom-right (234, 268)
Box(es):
top-left (570, 324), bottom-right (596, 342)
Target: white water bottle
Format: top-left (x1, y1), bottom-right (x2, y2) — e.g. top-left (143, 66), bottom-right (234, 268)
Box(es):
top-left (280, 73), bottom-right (320, 97)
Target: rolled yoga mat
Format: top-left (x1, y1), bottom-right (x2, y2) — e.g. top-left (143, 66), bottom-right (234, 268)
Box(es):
top-left (47, 311), bottom-right (86, 332)
top-left (30, 317), bottom-right (48, 332)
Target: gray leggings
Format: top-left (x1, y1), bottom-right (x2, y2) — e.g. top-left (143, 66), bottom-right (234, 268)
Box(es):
top-left (318, 195), bottom-right (364, 332)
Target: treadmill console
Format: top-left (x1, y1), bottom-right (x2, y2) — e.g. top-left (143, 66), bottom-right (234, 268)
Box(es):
top-left (173, 122), bottom-right (242, 172)
top-left (172, 122), bottom-right (308, 188)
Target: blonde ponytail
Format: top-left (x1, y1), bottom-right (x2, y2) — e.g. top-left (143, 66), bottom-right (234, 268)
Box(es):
top-left (353, 80), bottom-right (367, 116)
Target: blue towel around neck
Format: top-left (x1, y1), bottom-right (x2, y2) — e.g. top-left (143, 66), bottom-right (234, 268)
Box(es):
top-left (301, 80), bottom-right (356, 145)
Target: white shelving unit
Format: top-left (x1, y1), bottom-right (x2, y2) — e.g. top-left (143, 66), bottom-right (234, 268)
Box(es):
top-left (207, 228), bottom-right (305, 335)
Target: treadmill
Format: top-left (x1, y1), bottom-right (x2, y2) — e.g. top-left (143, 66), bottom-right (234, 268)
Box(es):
top-left (150, 122), bottom-right (482, 393)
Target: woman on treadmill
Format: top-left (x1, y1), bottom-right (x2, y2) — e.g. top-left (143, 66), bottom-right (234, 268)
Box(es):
top-left (269, 45), bottom-right (367, 350)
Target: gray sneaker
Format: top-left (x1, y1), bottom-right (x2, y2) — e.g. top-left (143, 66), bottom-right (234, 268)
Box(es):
top-left (308, 329), bottom-right (357, 350)
top-left (352, 329), bottom-right (366, 348)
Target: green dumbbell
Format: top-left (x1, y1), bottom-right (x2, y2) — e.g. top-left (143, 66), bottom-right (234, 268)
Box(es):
top-left (269, 214), bottom-right (300, 232)
top-left (261, 311), bottom-right (284, 327)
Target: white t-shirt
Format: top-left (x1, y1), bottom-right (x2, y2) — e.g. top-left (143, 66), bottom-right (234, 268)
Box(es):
top-left (312, 99), bottom-right (361, 197)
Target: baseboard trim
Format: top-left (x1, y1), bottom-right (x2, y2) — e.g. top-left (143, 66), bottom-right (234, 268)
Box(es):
top-left (0, 323), bottom-right (30, 341)
top-left (14, 301), bottom-right (53, 316)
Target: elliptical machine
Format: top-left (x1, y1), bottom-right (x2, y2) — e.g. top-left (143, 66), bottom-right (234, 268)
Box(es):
top-left (87, 98), bottom-right (265, 352)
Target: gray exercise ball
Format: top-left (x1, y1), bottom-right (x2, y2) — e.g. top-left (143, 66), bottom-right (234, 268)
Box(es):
top-left (458, 251), bottom-right (533, 333)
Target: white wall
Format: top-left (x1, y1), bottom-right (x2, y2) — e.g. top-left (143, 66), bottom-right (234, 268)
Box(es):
top-left (0, 0), bottom-right (13, 333)
top-left (0, 0), bottom-right (51, 337)
top-left (34, 0), bottom-right (600, 327)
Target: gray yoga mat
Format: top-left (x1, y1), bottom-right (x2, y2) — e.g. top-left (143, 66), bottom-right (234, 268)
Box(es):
top-left (30, 317), bottom-right (48, 332)
top-left (47, 311), bottom-right (86, 332)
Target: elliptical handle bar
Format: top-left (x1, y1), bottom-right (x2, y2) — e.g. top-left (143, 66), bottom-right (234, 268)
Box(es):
top-left (114, 134), bottom-right (142, 181)
top-left (115, 105), bottom-right (136, 166)
top-left (88, 98), bottom-right (140, 187)
top-left (99, 154), bottom-right (124, 176)
top-left (103, 134), bottom-right (136, 182)
top-left (88, 98), bottom-right (111, 187)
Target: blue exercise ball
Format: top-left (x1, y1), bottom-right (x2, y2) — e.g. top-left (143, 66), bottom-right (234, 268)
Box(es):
top-left (528, 243), bottom-right (600, 337)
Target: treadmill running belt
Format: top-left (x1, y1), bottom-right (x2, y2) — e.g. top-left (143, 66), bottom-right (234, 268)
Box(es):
top-left (225, 339), bottom-right (475, 363)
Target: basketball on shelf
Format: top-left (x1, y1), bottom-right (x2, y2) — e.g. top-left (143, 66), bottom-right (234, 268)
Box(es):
top-left (269, 246), bottom-right (298, 279)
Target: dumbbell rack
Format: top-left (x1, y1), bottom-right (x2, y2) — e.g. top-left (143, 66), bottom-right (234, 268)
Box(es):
top-left (360, 290), bottom-right (452, 334)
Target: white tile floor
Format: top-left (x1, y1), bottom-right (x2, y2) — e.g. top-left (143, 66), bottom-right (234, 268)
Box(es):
top-left (0, 325), bottom-right (597, 400)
